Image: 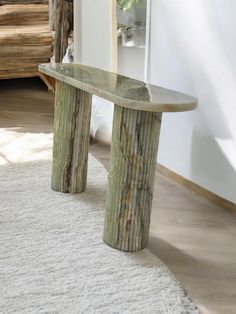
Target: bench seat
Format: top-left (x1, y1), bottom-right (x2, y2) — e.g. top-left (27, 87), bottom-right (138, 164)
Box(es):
top-left (39, 63), bottom-right (197, 252)
top-left (39, 63), bottom-right (197, 112)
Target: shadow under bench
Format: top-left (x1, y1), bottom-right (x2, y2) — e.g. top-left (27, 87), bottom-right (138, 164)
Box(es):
top-left (39, 63), bottom-right (197, 252)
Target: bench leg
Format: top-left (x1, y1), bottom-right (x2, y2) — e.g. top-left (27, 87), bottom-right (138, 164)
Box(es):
top-left (51, 81), bottom-right (92, 193)
top-left (103, 105), bottom-right (162, 252)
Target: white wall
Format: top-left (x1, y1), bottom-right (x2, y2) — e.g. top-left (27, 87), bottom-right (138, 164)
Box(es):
top-left (148, 0), bottom-right (236, 203)
top-left (74, 0), bottom-right (115, 143)
top-left (118, 45), bottom-right (145, 80)
top-left (74, 1), bottom-right (146, 143)
top-left (74, 0), bottom-right (114, 70)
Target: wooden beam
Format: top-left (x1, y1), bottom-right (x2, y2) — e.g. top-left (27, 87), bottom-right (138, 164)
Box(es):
top-left (0, 46), bottom-right (52, 59)
top-left (0, 4), bottom-right (49, 25)
top-left (0, 69), bottom-right (38, 79)
top-left (0, 0), bottom-right (48, 4)
top-left (0, 59), bottom-right (50, 71)
top-left (37, 72), bottom-right (55, 92)
top-left (0, 1), bottom-right (52, 80)
top-left (0, 26), bottom-right (52, 46)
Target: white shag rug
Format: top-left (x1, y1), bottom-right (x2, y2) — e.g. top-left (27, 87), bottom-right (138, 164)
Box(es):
top-left (0, 130), bottom-right (199, 314)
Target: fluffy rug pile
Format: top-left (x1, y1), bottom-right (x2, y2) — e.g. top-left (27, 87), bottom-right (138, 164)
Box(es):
top-left (0, 130), bottom-right (199, 313)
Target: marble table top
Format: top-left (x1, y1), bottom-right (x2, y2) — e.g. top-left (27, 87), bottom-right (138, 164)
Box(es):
top-left (39, 63), bottom-right (197, 113)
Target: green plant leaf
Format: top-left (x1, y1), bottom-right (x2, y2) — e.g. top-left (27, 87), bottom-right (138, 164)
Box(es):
top-left (117, 0), bottom-right (144, 10)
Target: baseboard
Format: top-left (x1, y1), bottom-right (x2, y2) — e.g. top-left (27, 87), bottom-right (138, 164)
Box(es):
top-left (90, 138), bottom-right (236, 212)
top-left (90, 136), bottom-right (111, 147)
top-left (156, 163), bottom-right (236, 212)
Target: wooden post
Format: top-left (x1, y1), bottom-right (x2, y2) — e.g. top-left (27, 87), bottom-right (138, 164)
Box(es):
top-left (54, 0), bottom-right (72, 62)
top-left (52, 80), bottom-right (92, 193)
top-left (103, 105), bottom-right (162, 252)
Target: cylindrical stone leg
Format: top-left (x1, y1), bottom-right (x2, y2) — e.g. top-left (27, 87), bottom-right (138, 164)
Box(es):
top-left (103, 105), bottom-right (162, 252)
top-left (51, 81), bottom-right (92, 193)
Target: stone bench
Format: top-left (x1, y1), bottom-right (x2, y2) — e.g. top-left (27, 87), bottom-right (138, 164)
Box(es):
top-left (39, 63), bottom-right (197, 252)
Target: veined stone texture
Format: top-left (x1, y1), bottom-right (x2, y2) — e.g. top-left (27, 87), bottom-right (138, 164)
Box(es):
top-left (39, 63), bottom-right (197, 113)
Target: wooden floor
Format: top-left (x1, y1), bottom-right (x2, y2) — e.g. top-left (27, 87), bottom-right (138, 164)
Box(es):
top-left (1, 78), bottom-right (236, 314)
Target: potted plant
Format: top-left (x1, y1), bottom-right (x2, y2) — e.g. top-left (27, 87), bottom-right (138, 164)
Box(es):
top-left (117, 0), bottom-right (146, 48)
top-left (117, 0), bottom-right (144, 11)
